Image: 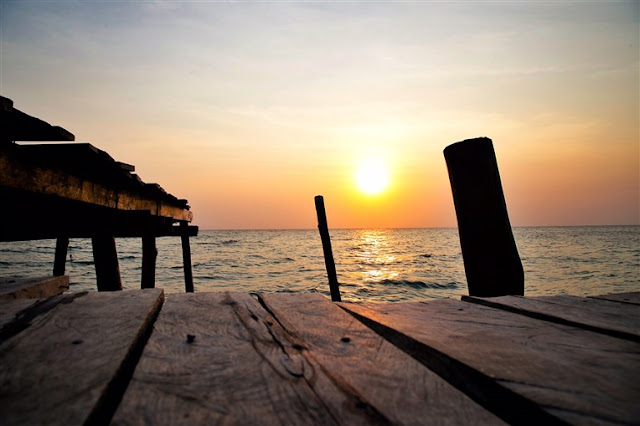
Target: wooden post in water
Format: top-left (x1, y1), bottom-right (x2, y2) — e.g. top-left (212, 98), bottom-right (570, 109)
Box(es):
top-left (91, 234), bottom-right (122, 291)
top-left (53, 236), bottom-right (69, 276)
top-left (180, 221), bottom-right (194, 293)
top-left (314, 195), bottom-right (341, 302)
top-left (444, 137), bottom-right (524, 297)
top-left (141, 233), bottom-right (157, 289)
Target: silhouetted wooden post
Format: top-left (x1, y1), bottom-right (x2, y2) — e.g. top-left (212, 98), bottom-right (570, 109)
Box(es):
top-left (141, 233), bottom-right (157, 289)
top-left (53, 236), bottom-right (69, 276)
top-left (444, 137), bottom-right (524, 297)
top-left (181, 221), bottom-right (194, 293)
top-left (314, 195), bottom-right (341, 302)
top-left (91, 234), bottom-right (122, 291)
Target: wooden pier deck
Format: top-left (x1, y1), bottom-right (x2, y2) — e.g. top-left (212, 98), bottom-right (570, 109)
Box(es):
top-left (0, 290), bottom-right (638, 425)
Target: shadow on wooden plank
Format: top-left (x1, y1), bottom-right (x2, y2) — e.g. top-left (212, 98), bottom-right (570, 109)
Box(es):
top-left (461, 294), bottom-right (640, 343)
top-left (343, 299), bottom-right (640, 425)
top-left (0, 289), bottom-right (164, 426)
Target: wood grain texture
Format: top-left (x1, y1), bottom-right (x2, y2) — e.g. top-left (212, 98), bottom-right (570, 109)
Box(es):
top-left (462, 294), bottom-right (640, 342)
top-left (0, 298), bottom-right (41, 328)
top-left (261, 293), bottom-right (503, 425)
top-left (114, 292), bottom-right (412, 425)
top-left (343, 299), bottom-right (640, 425)
top-left (0, 146), bottom-right (193, 222)
top-left (0, 288), bottom-right (164, 426)
top-left (589, 292), bottom-right (640, 305)
top-left (0, 276), bottom-right (69, 300)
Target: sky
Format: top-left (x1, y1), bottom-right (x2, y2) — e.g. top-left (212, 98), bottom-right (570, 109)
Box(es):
top-left (1, 0), bottom-right (638, 229)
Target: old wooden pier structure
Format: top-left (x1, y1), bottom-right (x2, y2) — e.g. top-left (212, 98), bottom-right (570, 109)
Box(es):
top-left (1, 289), bottom-right (638, 425)
top-left (0, 96), bottom-right (197, 298)
top-left (1, 100), bottom-right (638, 424)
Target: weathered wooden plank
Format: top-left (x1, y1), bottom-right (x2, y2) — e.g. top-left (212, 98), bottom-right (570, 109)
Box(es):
top-left (0, 276), bottom-right (69, 300)
top-left (343, 299), bottom-right (640, 425)
top-left (0, 96), bottom-right (75, 142)
top-left (0, 147), bottom-right (193, 222)
top-left (261, 293), bottom-right (504, 425)
top-left (0, 289), bottom-right (164, 425)
top-left (462, 294), bottom-right (640, 342)
top-left (589, 292), bottom-right (640, 305)
top-left (115, 292), bottom-right (412, 425)
top-left (0, 299), bottom-right (41, 328)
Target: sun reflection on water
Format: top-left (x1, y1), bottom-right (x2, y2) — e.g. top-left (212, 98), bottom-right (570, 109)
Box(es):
top-left (356, 230), bottom-right (399, 282)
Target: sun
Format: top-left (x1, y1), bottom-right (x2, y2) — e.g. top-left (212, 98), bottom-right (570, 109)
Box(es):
top-left (355, 158), bottom-right (390, 195)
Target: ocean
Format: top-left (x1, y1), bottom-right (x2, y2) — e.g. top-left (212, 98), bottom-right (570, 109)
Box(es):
top-left (1, 226), bottom-right (638, 303)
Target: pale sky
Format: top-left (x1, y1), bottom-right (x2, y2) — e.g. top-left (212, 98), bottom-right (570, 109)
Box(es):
top-left (1, 1), bottom-right (638, 229)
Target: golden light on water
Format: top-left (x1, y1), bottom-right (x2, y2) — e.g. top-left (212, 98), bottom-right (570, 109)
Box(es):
top-left (355, 158), bottom-right (390, 196)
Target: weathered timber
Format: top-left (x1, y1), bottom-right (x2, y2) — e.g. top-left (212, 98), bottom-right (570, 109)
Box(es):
top-left (0, 276), bottom-right (69, 300)
top-left (53, 236), bottom-right (69, 276)
top-left (315, 196), bottom-right (341, 301)
top-left (589, 292), bottom-right (640, 305)
top-left (443, 137), bottom-right (524, 296)
top-left (113, 292), bottom-right (391, 425)
top-left (0, 190), bottom-right (179, 241)
top-left (0, 96), bottom-right (75, 142)
top-left (171, 224), bottom-right (198, 237)
top-left (0, 289), bottom-right (164, 426)
top-left (180, 222), bottom-right (194, 292)
top-left (92, 235), bottom-right (122, 291)
top-left (462, 294), bottom-right (640, 342)
top-left (0, 298), bottom-right (40, 329)
top-left (0, 144), bottom-right (193, 223)
top-left (141, 235), bottom-right (157, 289)
top-left (261, 293), bottom-right (503, 425)
top-left (343, 300), bottom-right (640, 425)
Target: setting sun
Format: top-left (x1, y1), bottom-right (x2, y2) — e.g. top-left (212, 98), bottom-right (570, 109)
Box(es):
top-left (356, 158), bottom-right (390, 195)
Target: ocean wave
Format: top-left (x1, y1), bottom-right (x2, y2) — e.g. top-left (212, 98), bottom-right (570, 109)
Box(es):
top-left (377, 279), bottom-right (459, 289)
top-left (70, 260), bottom-right (94, 265)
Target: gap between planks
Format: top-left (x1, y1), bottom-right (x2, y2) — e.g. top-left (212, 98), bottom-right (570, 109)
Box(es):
top-left (461, 294), bottom-right (640, 343)
top-left (113, 292), bottom-right (503, 425)
top-left (341, 299), bottom-right (640, 426)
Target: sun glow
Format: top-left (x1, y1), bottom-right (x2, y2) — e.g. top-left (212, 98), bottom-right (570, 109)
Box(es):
top-left (356, 158), bottom-right (390, 195)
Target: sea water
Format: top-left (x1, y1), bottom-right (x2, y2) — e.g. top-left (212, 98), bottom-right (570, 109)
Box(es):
top-left (1, 226), bottom-right (638, 303)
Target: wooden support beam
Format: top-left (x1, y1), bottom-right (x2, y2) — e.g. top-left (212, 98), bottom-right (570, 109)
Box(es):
top-left (53, 236), bottom-right (69, 276)
top-left (141, 235), bottom-right (157, 289)
top-left (314, 195), bottom-right (341, 302)
top-left (180, 222), bottom-right (194, 293)
top-left (444, 137), bottom-right (524, 297)
top-left (91, 235), bottom-right (122, 291)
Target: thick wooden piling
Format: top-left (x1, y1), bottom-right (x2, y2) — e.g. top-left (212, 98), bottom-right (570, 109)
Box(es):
top-left (141, 234), bottom-right (157, 289)
top-left (91, 234), bottom-right (123, 291)
top-left (444, 137), bottom-right (524, 296)
top-left (53, 236), bottom-right (69, 277)
top-left (314, 196), bottom-right (341, 302)
top-left (180, 221), bottom-right (194, 293)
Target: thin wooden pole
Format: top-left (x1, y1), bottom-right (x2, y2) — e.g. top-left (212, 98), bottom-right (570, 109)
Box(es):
top-left (444, 137), bottom-right (524, 297)
top-left (53, 236), bottom-right (69, 276)
top-left (141, 234), bottom-right (157, 289)
top-left (314, 195), bottom-right (341, 302)
top-left (91, 234), bottom-right (122, 291)
top-left (180, 221), bottom-right (194, 293)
